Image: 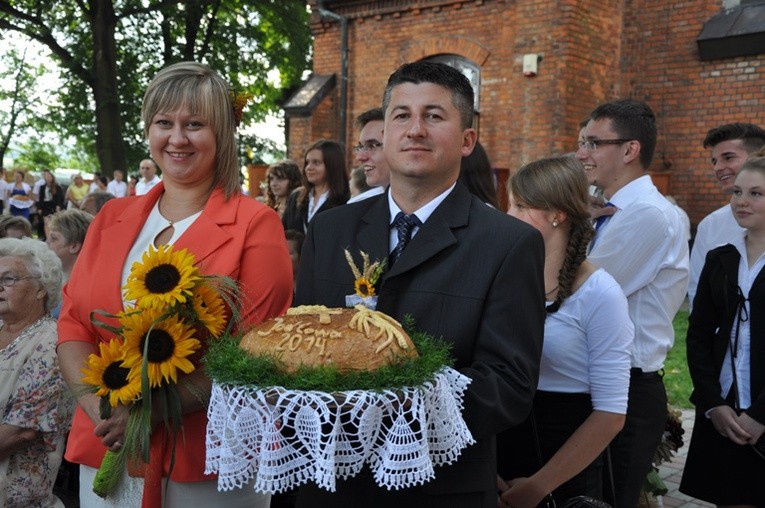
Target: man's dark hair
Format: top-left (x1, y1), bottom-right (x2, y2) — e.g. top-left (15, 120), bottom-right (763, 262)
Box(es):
top-left (703, 123), bottom-right (765, 153)
top-left (382, 61), bottom-right (474, 129)
top-left (355, 108), bottom-right (384, 130)
top-left (590, 99), bottom-right (657, 169)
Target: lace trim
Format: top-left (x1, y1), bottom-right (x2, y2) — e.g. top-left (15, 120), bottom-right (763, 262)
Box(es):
top-left (205, 366), bottom-right (474, 493)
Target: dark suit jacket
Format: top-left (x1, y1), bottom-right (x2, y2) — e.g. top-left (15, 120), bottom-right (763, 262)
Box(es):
top-left (688, 244), bottom-right (765, 423)
top-left (282, 186), bottom-right (348, 233)
top-left (294, 184), bottom-right (545, 507)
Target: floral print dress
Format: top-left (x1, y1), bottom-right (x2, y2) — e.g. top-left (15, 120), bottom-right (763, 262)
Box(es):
top-left (0, 317), bottom-right (74, 507)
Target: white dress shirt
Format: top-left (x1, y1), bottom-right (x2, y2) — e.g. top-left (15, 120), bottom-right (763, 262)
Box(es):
top-left (688, 204), bottom-right (744, 310)
top-left (347, 186), bottom-right (385, 204)
top-left (307, 190), bottom-right (328, 223)
top-left (589, 175), bottom-right (689, 371)
top-left (106, 179), bottom-right (128, 198)
top-left (539, 269), bottom-right (634, 413)
top-left (32, 178), bottom-right (45, 200)
top-left (387, 183), bottom-right (455, 252)
top-left (135, 175), bottom-right (161, 196)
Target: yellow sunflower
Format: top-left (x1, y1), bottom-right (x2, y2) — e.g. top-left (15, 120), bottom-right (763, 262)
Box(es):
top-left (192, 283), bottom-right (228, 337)
top-left (123, 244), bottom-right (201, 310)
top-left (81, 338), bottom-right (142, 407)
top-left (354, 277), bottom-right (376, 297)
top-left (120, 307), bottom-right (201, 387)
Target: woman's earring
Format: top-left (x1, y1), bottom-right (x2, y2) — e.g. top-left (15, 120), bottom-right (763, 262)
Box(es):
top-left (552, 219), bottom-right (559, 228)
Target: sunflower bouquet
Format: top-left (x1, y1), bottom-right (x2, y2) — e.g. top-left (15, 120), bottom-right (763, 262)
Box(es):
top-left (81, 244), bottom-right (236, 499)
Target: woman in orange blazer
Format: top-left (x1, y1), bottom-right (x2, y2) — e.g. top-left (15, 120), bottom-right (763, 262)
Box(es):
top-left (56, 62), bottom-right (293, 508)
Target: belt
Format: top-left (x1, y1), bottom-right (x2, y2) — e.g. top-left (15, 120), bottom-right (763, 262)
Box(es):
top-left (630, 367), bottom-right (663, 377)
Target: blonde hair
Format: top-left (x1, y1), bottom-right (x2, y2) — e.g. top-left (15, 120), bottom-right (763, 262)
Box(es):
top-left (141, 62), bottom-right (240, 198)
top-left (740, 145), bottom-right (765, 177)
top-left (47, 209), bottom-right (94, 246)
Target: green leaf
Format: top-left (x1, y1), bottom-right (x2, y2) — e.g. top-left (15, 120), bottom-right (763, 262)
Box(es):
top-left (99, 396), bottom-right (112, 420)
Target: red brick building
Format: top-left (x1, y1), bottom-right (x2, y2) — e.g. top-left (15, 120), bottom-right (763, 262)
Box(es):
top-left (284, 0), bottom-right (765, 226)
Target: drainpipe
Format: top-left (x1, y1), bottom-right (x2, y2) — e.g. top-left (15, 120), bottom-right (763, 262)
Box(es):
top-left (316, 2), bottom-right (348, 148)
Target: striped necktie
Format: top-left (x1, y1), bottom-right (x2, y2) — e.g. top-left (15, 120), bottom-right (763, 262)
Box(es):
top-left (389, 212), bottom-right (421, 265)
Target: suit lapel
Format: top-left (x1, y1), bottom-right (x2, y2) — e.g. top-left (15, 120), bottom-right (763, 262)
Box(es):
top-left (99, 186), bottom-right (236, 293)
top-left (356, 193), bottom-right (391, 265)
top-left (173, 188), bottom-right (234, 268)
top-left (97, 185), bottom-right (162, 305)
top-left (384, 185), bottom-right (470, 278)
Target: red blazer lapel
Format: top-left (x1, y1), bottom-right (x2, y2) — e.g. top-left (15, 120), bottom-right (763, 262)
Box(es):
top-left (173, 188), bottom-right (236, 273)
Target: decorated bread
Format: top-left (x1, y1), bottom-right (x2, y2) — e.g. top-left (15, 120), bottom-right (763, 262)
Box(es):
top-left (239, 305), bottom-right (419, 373)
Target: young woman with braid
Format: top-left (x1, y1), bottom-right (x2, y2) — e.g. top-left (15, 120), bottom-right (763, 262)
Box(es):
top-left (497, 156), bottom-right (634, 508)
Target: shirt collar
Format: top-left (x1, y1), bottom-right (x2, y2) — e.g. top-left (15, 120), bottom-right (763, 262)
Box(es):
top-left (388, 182), bottom-right (457, 225)
top-left (607, 174), bottom-right (654, 210)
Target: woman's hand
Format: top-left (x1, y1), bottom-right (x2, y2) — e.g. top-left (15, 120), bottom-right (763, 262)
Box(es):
top-left (497, 475), bottom-right (511, 508)
top-left (500, 476), bottom-right (551, 508)
top-left (738, 412), bottom-right (765, 444)
top-left (94, 403), bottom-right (130, 452)
top-left (709, 405), bottom-right (752, 444)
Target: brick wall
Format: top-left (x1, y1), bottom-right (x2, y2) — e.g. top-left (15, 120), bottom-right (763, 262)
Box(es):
top-left (293, 0), bottom-right (765, 226)
top-left (620, 0), bottom-right (765, 225)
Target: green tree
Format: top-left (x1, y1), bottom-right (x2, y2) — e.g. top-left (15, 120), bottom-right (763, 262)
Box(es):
top-left (13, 136), bottom-right (61, 171)
top-left (0, 44), bottom-right (45, 168)
top-left (0, 1), bottom-right (311, 176)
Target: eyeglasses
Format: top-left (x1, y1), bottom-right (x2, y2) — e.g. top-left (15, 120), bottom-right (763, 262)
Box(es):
top-left (352, 141), bottom-right (383, 153)
top-left (0, 275), bottom-right (41, 287)
top-left (577, 139), bottom-right (634, 152)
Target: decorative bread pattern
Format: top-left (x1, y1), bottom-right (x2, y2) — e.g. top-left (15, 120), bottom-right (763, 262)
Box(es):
top-left (239, 305), bottom-right (418, 373)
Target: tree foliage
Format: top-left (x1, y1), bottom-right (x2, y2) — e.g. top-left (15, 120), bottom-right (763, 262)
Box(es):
top-left (0, 43), bottom-right (46, 169)
top-left (0, 0), bottom-right (311, 176)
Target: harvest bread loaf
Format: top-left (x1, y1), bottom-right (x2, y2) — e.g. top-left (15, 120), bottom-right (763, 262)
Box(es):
top-left (239, 305), bottom-right (419, 373)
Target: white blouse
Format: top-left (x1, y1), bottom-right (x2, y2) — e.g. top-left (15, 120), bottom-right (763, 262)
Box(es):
top-left (538, 269), bottom-right (634, 414)
top-left (120, 199), bottom-right (202, 293)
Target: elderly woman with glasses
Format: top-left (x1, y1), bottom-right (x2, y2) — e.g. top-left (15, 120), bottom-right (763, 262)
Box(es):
top-left (0, 237), bottom-right (74, 506)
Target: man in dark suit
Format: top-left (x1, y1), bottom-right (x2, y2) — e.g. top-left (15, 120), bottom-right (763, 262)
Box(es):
top-left (294, 61), bottom-right (546, 508)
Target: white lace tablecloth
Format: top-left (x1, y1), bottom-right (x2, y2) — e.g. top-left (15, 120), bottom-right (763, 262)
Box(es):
top-left (205, 366), bottom-right (474, 494)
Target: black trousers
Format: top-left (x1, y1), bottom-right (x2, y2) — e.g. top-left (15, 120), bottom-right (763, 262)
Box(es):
top-left (605, 369), bottom-right (666, 508)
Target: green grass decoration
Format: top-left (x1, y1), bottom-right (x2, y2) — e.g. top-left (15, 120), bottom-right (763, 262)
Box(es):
top-left (204, 322), bottom-right (453, 392)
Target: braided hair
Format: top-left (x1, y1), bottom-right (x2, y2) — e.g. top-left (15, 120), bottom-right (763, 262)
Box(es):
top-left (509, 156), bottom-right (594, 313)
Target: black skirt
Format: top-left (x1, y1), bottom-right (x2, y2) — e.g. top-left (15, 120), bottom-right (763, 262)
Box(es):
top-left (497, 391), bottom-right (605, 502)
top-left (680, 408), bottom-right (765, 505)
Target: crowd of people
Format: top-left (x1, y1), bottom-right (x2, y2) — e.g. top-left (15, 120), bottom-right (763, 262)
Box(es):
top-left (0, 58), bottom-right (762, 508)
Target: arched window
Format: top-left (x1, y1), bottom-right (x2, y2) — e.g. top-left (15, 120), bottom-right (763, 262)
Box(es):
top-left (425, 54), bottom-right (481, 113)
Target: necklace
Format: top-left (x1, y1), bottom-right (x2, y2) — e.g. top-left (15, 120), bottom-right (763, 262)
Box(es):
top-left (158, 194), bottom-right (206, 228)
top-left (545, 285), bottom-right (559, 297)
top-left (161, 208), bottom-right (203, 229)
top-left (0, 316), bottom-right (52, 350)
